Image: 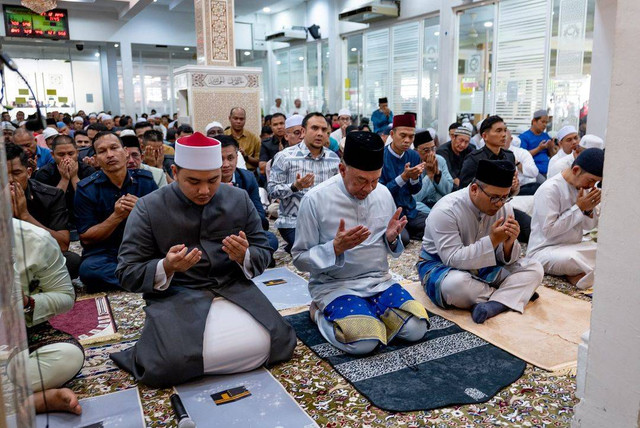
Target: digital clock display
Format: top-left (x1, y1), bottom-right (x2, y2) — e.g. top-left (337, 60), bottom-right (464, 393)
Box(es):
top-left (3, 5), bottom-right (70, 40)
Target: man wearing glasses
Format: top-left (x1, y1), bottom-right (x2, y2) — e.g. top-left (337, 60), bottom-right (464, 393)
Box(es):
top-left (413, 130), bottom-right (454, 215)
top-left (416, 159), bottom-right (543, 324)
top-left (458, 115), bottom-right (531, 243)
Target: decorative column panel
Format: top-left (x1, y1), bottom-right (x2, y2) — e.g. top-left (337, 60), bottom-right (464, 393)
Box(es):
top-left (494, 0), bottom-right (548, 131)
top-left (195, 0), bottom-right (236, 67)
top-left (174, 66), bottom-right (262, 136)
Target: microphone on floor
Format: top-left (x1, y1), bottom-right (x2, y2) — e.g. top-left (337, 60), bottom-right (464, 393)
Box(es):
top-left (170, 393), bottom-right (196, 428)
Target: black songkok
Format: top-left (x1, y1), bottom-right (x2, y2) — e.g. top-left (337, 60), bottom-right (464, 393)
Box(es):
top-left (121, 135), bottom-right (140, 149)
top-left (573, 148), bottom-right (604, 177)
top-left (475, 159), bottom-right (515, 188)
top-left (343, 131), bottom-right (385, 171)
top-left (413, 130), bottom-right (434, 148)
top-left (479, 115), bottom-right (504, 135)
top-left (378, 97), bottom-right (388, 104)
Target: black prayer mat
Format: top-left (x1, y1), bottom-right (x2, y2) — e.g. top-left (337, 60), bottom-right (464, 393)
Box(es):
top-left (286, 311), bottom-right (526, 412)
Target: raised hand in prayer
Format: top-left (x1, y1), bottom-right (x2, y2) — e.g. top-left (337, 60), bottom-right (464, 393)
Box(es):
top-left (222, 231), bottom-right (250, 264)
top-left (294, 172), bottom-right (315, 190)
top-left (385, 208), bottom-right (408, 245)
top-left (82, 155), bottom-right (98, 169)
top-left (163, 244), bottom-right (202, 277)
top-left (113, 194), bottom-right (138, 220)
top-left (143, 146), bottom-right (164, 168)
top-left (333, 219), bottom-right (371, 256)
top-left (424, 153), bottom-right (439, 180)
top-left (10, 181), bottom-right (29, 221)
top-left (576, 188), bottom-right (601, 213)
top-left (510, 171), bottom-right (520, 196)
top-left (27, 155), bottom-right (38, 171)
top-left (502, 216), bottom-right (520, 259)
top-left (489, 216), bottom-right (510, 249)
top-left (401, 162), bottom-right (425, 181)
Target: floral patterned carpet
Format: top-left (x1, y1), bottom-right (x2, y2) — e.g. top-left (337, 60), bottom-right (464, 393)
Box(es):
top-left (68, 236), bottom-right (587, 427)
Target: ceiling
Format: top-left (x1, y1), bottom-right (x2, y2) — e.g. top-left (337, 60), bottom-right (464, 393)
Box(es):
top-left (234, 0), bottom-right (306, 18)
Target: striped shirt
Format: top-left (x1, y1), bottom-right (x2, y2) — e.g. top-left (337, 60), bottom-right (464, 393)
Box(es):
top-left (267, 141), bottom-right (340, 228)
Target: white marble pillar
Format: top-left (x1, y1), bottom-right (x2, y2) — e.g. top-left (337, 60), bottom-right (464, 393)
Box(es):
top-left (176, 0), bottom-right (262, 134)
top-left (120, 42), bottom-right (136, 116)
top-left (436, 0), bottom-right (458, 143)
top-left (585, 0), bottom-right (616, 139)
top-left (572, 0), bottom-right (640, 426)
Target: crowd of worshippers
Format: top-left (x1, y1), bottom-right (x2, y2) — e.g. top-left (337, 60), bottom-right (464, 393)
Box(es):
top-left (3, 103), bottom-right (604, 416)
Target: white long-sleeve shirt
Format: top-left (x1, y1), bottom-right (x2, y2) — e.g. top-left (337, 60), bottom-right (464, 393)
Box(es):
top-left (421, 188), bottom-right (520, 271)
top-left (12, 219), bottom-right (74, 327)
top-left (527, 173), bottom-right (599, 256)
top-left (292, 174), bottom-right (403, 309)
top-left (511, 146), bottom-right (539, 186)
top-left (547, 151), bottom-right (575, 178)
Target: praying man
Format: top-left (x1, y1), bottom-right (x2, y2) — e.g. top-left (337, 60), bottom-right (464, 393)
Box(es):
top-left (527, 148), bottom-right (604, 289)
top-left (110, 132), bottom-right (296, 387)
top-left (293, 131), bottom-right (429, 355)
top-left (417, 159), bottom-right (543, 324)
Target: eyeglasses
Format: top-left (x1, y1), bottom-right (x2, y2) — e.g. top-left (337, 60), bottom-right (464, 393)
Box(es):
top-left (417, 146), bottom-right (436, 153)
top-left (476, 183), bottom-right (512, 205)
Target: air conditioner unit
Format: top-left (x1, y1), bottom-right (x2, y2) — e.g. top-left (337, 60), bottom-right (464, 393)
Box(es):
top-left (339, 2), bottom-right (399, 24)
top-left (265, 27), bottom-right (307, 43)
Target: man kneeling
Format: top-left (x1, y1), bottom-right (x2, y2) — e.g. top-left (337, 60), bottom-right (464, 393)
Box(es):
top-left (110, 133), bottom-right (296, 387)
top-left (293, 132), bottom-right (429, 355)
top-left (417, 160), bottom-right (543, 324)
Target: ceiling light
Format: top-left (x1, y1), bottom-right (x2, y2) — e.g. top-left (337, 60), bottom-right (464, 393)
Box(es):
top-left (244, 51), bottom-right (251, 56)
top-left (184, 47), bottom-right (190, 51)
top-left (350, 47), bottom-right (357, 52)
top-left (484, 22), bottom-right (493, 27)
top-left (114, 43), bottom-right (119, 47)
top-left (276, 60), bottom-right (281, 65)
top-left (434, 31), bottom-right (440, 36)
top-left (94, 52), bottom-right (100, 57)
top-left (262, 7), bottom-right (271, 13)
top-left (298, 56), bottom-right (304, 61)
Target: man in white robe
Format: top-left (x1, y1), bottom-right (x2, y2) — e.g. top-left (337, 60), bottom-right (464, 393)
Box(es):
top-left (417, 160), bottom-right (543, 324)
top-left (293, 132), bottom-right (429, 354)
top-left (527, 148), bottom-right (604, 289)
top-left (547, 126), bottom-right (580, 178)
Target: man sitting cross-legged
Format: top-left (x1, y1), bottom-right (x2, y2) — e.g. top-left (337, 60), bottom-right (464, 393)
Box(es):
top-left (527, 148), bottom-right (604, 289)
top-left (417, 160), bottom-right (543, 324)
top-left (11, 218), bottom-right (84, 415)
top-left (293, 131), bottom-right (429, 355)
top-left (75, 132), bottom-right (158, 289)
top-left (110, 132), bottom-right (296, 387)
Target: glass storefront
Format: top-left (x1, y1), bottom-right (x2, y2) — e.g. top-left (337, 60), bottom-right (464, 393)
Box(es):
top-left (0, 40), bottom-right (105, 116)
top-left (273, 41), bottom-right (330, 114)
top-left (117, 44), bottom-right (196, 116)
top-left (456, 3), bottom-right (495, 125)
top-left (341, 16), bottom-right (441, 127)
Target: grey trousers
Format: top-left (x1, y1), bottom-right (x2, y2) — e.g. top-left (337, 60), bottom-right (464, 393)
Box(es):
top-left (440, 257), bottom-right (543, 313)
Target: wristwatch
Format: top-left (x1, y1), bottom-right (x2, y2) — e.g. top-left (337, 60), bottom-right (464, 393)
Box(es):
top-left (23, 296), bottom-right (35, 315)
top-left (583, 209), bottom-right (593, 217)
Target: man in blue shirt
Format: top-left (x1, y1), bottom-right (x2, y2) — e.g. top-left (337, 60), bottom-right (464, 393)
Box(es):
top-left (75, 132), bottom-right (158, 289)
top-left (380, 114), bottom-right (425, 245)
top-left (518, 109), bottom-right (557, 176)
top-left (371, 97), bottom-right (393, 134)
top-left (13, 128), bottom-right (54, 170)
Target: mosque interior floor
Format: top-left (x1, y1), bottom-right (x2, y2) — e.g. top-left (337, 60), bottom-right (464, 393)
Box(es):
top-left (66, 222), bottom-right (584, 427)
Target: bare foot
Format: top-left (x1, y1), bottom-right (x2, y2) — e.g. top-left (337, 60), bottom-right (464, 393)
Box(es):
top-left (309, 301), bottom-right (318, 323)
top-left (567, 273), bottom-right (586, 286)
top-left (35, 388), bottom-right (82, 415)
